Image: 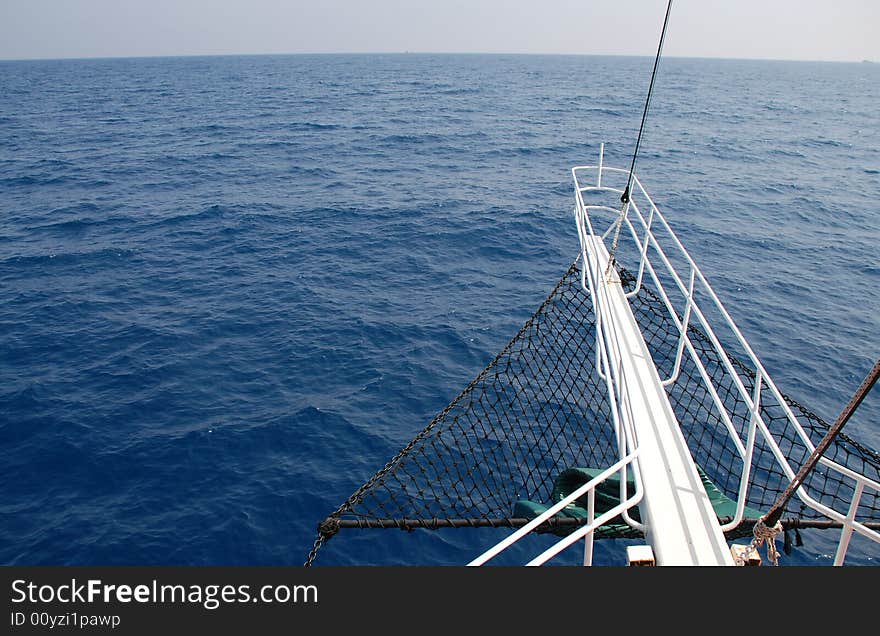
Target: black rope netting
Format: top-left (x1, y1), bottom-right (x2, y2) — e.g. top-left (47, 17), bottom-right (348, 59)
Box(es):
top-left (306, 259), bottom-right (880, 564)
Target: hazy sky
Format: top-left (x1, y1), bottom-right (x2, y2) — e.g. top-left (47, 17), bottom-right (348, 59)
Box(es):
top-left (1, 0), bottom-right (878, 62)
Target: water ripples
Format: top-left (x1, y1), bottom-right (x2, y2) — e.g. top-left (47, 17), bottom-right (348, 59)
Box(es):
top-left (0, 54), bottom-right (877, 565)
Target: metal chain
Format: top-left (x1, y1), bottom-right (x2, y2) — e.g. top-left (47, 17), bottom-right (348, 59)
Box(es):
top-left (304, 533), bottom-right (325, 567)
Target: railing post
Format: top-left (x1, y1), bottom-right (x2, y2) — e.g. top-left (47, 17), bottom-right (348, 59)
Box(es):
top-left (583, 489), bottom-right (596, 566)
top-left (721, 370), bottom-right (762, 531)
top-left (662, 267), bottom-right (695, 386)
top-left (834, 482), bottom-right (865, 565)
top-left (626, 204), bottom-right (655, 299)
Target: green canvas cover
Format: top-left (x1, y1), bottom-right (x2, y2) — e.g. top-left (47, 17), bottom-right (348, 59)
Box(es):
top-left (513, 465), bottom-right (763, 536)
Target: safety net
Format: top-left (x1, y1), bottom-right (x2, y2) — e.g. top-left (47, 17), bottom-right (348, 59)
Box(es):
top-left (305, 259), bottom-right (880, 565)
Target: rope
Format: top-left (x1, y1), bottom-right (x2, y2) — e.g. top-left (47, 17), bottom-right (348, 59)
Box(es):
top-left (746, 357), bottom-right (879, 565)
top-left (606, 0), bottom-right (673, 276)
top-left (748, 519), bottom-right (784, 566)
top-left (761, 358), bottom-right (880, 529)
top-left (325, 515), bottom-right (880, 533)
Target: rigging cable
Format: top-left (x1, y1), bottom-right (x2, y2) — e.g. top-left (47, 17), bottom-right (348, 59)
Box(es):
top-left (752, 357), bottom-right (880, 563)
top-left (606, 0), bottom-right (673, 276)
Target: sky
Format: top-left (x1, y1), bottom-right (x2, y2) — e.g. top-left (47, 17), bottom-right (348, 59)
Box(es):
top-left (0, 0), bottom-right (878, 63)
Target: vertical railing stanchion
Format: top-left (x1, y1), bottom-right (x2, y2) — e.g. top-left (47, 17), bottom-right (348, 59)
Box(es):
top-left (721, 370), bottom-right (762, 531)
top-left (626, 202), bottom-right (655, 299)
top-left (584, 489), bottom-right (596, 566)
top-left (662, 267), bottom-right (695, 387)
top-left (834, 482), bottom-right (866, 565)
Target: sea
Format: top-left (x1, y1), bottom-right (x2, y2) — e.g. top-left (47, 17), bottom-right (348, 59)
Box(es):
top-left (1, 54), bottom-right (877, 566)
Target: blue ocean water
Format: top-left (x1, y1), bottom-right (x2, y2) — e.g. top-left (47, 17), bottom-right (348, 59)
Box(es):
top-left (0, 54), bottom-right (877, 566)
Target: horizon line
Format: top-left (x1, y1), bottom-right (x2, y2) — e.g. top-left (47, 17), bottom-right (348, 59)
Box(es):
top-left (1, 50), bottom-right (875, 65)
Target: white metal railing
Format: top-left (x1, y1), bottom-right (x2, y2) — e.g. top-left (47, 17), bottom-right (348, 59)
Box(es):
top-left (467, 452), bottom-right (643, 566)
top-left (468, 232), bottom-right (648, 564)
top-left (571, 144), bottom-right (880, 565)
